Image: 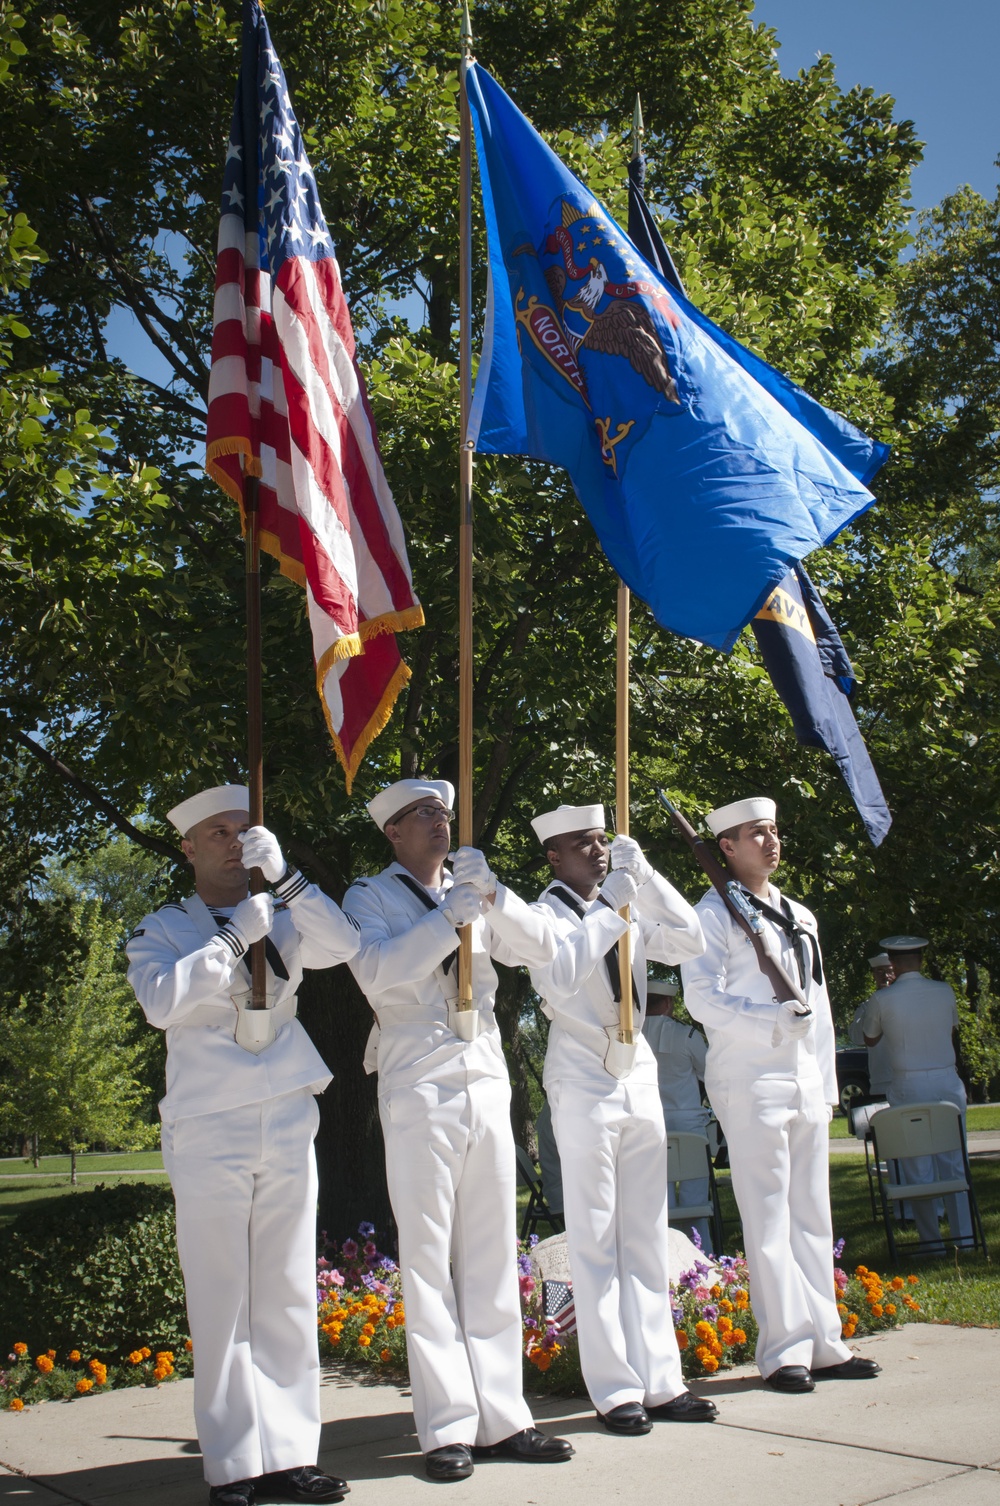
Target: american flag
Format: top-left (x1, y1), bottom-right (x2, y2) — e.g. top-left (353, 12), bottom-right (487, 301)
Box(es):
top-left (206, 0), bottom-right (423, 790)
top-left (542, 1279), bottom-right (577, 1336)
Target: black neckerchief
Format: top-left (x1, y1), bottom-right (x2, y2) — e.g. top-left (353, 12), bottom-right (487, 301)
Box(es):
top-left (394, 870), bottom-right (458, 975)
top-left (736, 889), bottom-right (823, 988)
top-left (548, 885), bottom-right (640, 1006)
top-left (209, 910), bottom-right (290, 982)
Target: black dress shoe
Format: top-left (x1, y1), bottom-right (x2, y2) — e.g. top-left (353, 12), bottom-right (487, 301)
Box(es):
top-left (424, 1445), bottom-right (474, 1482)
top-left (254, 1468), bottom-right (349, 1503)
top-left (813, 1356), bottom-right (881, 1381)
top-left (210, 1483), bottom-right (255, 1506)
top-left (596, 1402), bottom-right (651, 1435)
top-left (646, 1392), bottom-right (719, 1423)
top-left (764, 1365), bottom-right (815, 1393)
top-left (472, 1427), bottom-right (574, 1462)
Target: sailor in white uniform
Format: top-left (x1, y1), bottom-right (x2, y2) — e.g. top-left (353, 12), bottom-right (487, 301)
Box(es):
top-left (642, 978), bottom-right (712, 1248)
top-left (681, 796), bottom-right (880, 1393)
top-left (528, 802), bottom-right (716, 1436)
top-left (126, 785), bottom-right (360, 1506)
top-left (863, 935), bottom-right (973, 1250)
top-left (342, 778), bottom-right (572, 1482)
top-left (849, 952), bottom-right (894, 1101)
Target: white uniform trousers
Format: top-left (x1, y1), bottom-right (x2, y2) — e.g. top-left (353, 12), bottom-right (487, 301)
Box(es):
top-left (161, 1090), bottom-right (322, 1486)
top-left (379, 1075), bottom-right (532, 1453)
top-left (709, 1076), bottom-right (850, 1379)
top-left (889, 1069), bottom-right (973, 1247)
top-left (550, 1076), bottom-right (686, 1414)
top-left (665, 1109), bottom-right (712, 1252)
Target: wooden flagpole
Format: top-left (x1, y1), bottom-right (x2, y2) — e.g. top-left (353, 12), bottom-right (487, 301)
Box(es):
top-left (244, 471), bottom-right (267, 1009)
top-left (613, 96), bottom-right (648, 1045)
top-left (456, 3), bottom-right (475, 1016)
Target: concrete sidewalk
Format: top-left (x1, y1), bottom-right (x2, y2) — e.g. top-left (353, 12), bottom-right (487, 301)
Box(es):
top-left (2, 1325), bottom-right (997, 1506)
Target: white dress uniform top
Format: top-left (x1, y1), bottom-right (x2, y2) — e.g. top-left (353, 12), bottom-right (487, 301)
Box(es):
top-left (863, 970), bottom-right (972, 1245)
top-left (127, 820), bottom-right (359, 1488)
top-left (342, 859), bottom-right (558, 1454)
top-left (642, 1009), bottom-right (711, 1245)
top-left (849, 995), bottom-right (892, 1098)
top-left (529, 865), bottom-right (705, 1416)
top-left (681, 884), bottom-right (851, 1379)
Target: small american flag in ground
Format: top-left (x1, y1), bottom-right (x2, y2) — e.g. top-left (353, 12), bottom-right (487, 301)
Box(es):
top-left (206, 0), bottom-right (423, 790)
top-left (542, 1279), bottom-right (577, 1335)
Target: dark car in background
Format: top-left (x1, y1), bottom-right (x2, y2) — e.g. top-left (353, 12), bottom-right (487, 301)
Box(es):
top-left (835, 1046), bottom-right (871, 1116)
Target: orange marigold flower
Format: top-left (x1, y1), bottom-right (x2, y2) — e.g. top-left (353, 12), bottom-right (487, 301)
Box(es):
top-left (329, 1335), bottom-right (341, 1346)
top-left (710, 1340), bottom-right (723, 1358)
top-left (734, 1291), bottom-right (749, 1309)
top-left (719, 1299), bottom-right (733, 1314)
top-left (884, 1303), bottom-right (897, 1316)
top-left (35, 1355), bottom-right (54, 1374)
top-left (46, 1350), bottom-right (56, 1360)
top-left (361, 1323), bottom-right (375, 1337)
top-left (907, 1275), bottom-right (919, 1285)
top-left (890, 1277), bottom-right (904, 1291)
top-left (156, 1352), bottom-right (174, 1363)
top-left (701, 1354), bottom-right (719, 1373)
top-left (694, 1321), bottom-right (716, 1341)
top-left (12, 1342), bottom-right (27, 1357)
top-left (837, 1303), bottom-right (848, 1315)
top-left (675, 1330), bottom-right (688, 1350)
top-left (870, 1304), bottom-right (884, 1318)
top-left (68, 1350), bottom-right (81, 1363)
top-left (128, 1351), bottom-right (145, 1365)
top-left (357, 1336), bottom-right (371, 1348)
top-left (731, 1329), bottom-right (747, 1345)
top-left (710, 1285), bottom-right (722, 1299)
top-left (8, 1398), bottom-right (25, 1411)
top-left (88, 1358), bottom-right (104, 1376)
top-left (721, 1330), bottom-right (739, 1346)
top-left (380, 1348), bottom-right (392, 1362)
top-left (76, 1379), bottom-right (93, 1394)
top-left (717, 1316), bottom-right (732, 1334)
top-left (855, 1265), bottom-right (869, 1276)
top-left (184, 1340), bottom-right (193, 1352)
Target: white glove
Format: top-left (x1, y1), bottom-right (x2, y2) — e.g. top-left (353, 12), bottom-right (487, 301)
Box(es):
top-left (777, 1001), bottom-right (813, 1040)
top-left (441, 884), bottom-right (483, 927)
top-left (219, 893), bottom-right (274, 953)
top-left (599, 868), bottom-right (639, 912)
top-left (239, 826), bottom-right (286, 884)
top-left (610, 833), bottom-right (654, 886)
top-left (451, 846), bottom-right (497, 895)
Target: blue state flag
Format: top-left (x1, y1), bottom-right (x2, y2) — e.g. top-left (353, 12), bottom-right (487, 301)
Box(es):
top-left (467, 63), bottom-right (890, 651)
top-left (752, 567), bottom-right (892, 846)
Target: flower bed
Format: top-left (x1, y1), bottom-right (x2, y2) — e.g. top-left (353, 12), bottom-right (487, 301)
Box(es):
top-left (2, 1220), bottom-right (921, 1410)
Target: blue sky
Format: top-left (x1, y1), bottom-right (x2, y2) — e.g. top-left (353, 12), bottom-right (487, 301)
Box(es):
top-left (752, 0), bottom-right (999, 212)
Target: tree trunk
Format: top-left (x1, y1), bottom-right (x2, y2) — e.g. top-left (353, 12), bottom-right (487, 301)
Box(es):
top-left (70, 1146), bottom-right (77, 1186)
top-left (296, 963), bottom-right (393, 1247)
top-left (494, 966), bottom-right (536, 1154)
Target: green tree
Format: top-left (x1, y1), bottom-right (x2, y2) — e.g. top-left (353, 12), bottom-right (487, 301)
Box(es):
top-left (0, 901), bottom-right (160, 1180)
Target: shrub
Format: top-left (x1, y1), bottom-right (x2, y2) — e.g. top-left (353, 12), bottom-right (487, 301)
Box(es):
top-left (0, 1182), bottom-right (188, 1360)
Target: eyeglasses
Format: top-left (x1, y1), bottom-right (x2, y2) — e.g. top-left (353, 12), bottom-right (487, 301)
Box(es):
top-left (396, 805), bottom-right (454, 822)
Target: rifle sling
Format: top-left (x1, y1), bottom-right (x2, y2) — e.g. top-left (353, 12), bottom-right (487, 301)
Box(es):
top-left (549, 885), bottom-right (640, 1006)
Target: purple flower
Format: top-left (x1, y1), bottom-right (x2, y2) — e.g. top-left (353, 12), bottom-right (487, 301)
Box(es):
top-left (702, 1304), bottom-right (718, 1321)
top-left (359, 1222), bottom-right (376, 1238)
top-left (341, 1239), bottom-right (358, 1260)
top-left (378, 1257), bottom-right (398, 1274)
top-left (517, 1252), bottom-right (532, 1276)
top-left (690, 1227), bottom-right (703, 1250)
top-left (671, 1306), bottom-right (684, 1327)
top-left (528, 1234), bottom-right (539, 1247)
top-left (833, 1237), bottom-right (846, 1259)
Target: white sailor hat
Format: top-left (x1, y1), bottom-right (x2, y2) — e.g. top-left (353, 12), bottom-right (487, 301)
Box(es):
top-left (367, 778), bottom-right (455, 830)
top-left (867, 952), bottom-right (891, 968)
top-left (646, 977), bottom-right (679, 996)
top-left (706, 796), bottom-right (776, 837)
top-left (167, 784), bottom-right (250, 837)
top-left (531, 803), bottom-right (606, 845)
top-left (879, 934), bottom-right (929, 952)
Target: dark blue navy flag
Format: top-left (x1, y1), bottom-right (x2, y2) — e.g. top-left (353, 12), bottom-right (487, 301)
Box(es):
top-left (752, 567), bottom-right (892, 846)
top-left (467, 63), bottom-right (890, 651)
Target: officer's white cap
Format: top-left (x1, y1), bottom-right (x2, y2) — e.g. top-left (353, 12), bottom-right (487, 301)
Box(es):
top-left (167, 784), bottom-right (250, 837)
top-left (367, 778), bottom-right (454, 830)
top-left (706, 796), bottom-right (776, 836)
top-left (531, 804), bottom-right (606, 845)
top-left (879, 934), bottom-right (929, 952)
top-left (868, 952), bottom-right (891, 968)
top-left (646, 977), bottom-right (679, 997)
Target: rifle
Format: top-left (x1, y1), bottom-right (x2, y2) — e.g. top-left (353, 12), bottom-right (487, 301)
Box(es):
top-left (655, 789), bottom-right (810, 1012)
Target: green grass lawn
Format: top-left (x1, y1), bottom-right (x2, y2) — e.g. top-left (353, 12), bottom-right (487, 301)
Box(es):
top-left (0, 1152), bottom-right (167, 1229)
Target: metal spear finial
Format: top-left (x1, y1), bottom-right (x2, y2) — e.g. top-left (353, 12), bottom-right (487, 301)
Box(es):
top-left (632, 94), bottom-right (644, 161)
top-left (461, 2), bottom-right (474, 59)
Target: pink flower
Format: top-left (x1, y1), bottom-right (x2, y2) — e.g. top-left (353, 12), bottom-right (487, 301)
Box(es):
top-left (330, 1270), bottom-right (345, 1287)
top-left (317, 1257), bottom-right (330, 1270)
top-left (519, 1274), bottom-right (536, 1300)
top-left (342, 1240), bottom-right (358, 1260)
top-left (363, 1241), bottom-right (378, 1258)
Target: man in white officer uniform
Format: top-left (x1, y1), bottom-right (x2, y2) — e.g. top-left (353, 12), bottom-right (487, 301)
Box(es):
top-left (681, 796), bottom-right (880, 1394)
top-left (342, 778), bottom-right (572, 1482)
top-left (863, 935), bottom-right (973, 1251)
top-left (126, 785), bottom-right (360, 1506)
top-left (529, 803), bottom-right (716, 1436)
top-left (849, 953), bottom-right (894, 1103)
top-left (643, 978), bottom-right (712, 1249)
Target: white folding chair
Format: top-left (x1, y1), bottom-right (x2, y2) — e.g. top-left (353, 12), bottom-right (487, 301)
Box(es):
top-left (869, 1102), bottom-right (988, 1262)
